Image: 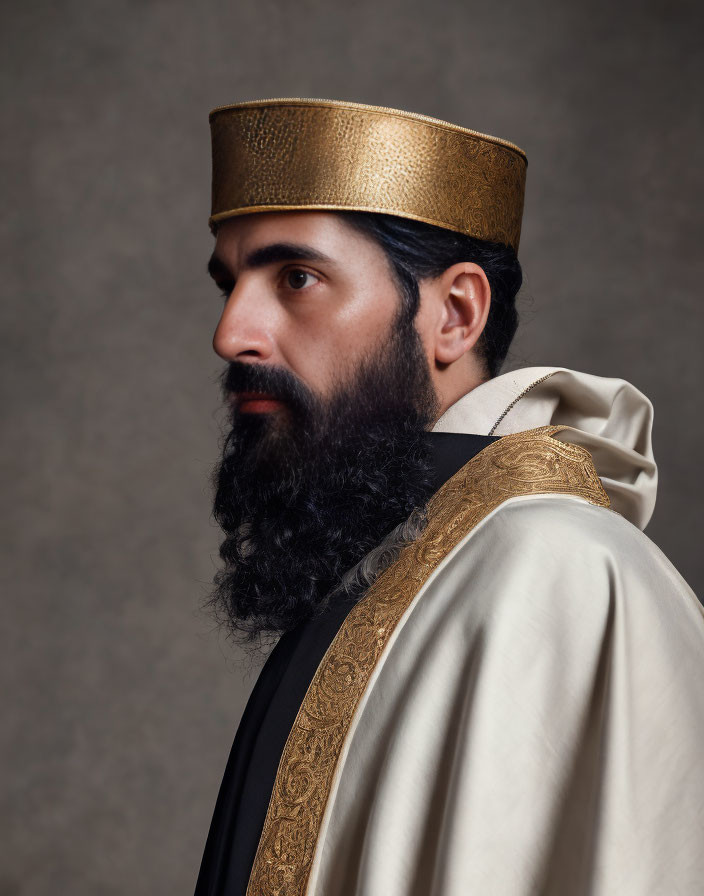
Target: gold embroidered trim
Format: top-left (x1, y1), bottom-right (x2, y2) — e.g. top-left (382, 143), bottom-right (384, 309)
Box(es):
top-left (246, 426), bottom-right (610, 896)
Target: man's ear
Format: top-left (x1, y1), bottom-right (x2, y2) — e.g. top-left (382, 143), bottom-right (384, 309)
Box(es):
top-left (429, 262), bottom-right (492, 366)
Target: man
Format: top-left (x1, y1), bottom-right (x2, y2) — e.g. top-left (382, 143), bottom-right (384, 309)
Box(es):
top-left (195, 99), bottom-right (704, 895)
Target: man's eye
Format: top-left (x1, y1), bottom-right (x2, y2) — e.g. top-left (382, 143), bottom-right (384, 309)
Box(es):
top-left (284, 269), bottom-right (317, 290)
top-left (218, 284), bottom-right (233, 300)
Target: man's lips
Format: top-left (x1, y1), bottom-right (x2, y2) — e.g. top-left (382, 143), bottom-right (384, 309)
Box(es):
top-left (230, 391), bottom-right (284, 413)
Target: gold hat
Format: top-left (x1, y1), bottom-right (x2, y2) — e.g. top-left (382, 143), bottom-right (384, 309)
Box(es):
top-left (209, 98), bottom-right (527, 251)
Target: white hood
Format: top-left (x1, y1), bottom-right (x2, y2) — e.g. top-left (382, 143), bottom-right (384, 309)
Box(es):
top-left (432, 366), bottom-right (657, 530)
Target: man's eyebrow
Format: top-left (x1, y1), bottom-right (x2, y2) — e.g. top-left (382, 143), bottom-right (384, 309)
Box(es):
top-left (207, 242), bottom-right (336, 280)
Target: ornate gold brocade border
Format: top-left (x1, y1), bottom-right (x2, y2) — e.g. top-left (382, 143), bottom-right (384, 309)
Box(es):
top-left (246, 426), bottom-right (610, 896)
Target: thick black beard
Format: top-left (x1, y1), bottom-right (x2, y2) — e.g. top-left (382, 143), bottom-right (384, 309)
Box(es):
top-left (206, 314), bottom-right (441, 642)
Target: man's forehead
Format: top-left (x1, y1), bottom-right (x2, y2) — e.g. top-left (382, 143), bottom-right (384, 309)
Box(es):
top-left (215, 209), bottom-right (330, 243)
top-left (210, 210), bottom-right (370, 271)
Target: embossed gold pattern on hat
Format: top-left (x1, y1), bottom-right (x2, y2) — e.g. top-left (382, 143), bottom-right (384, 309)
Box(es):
top-left (209, 98), bottom-right (527, 251)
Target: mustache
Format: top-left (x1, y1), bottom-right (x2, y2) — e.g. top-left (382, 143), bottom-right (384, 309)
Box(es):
top-left (219, 361), bottom-right (317, 414)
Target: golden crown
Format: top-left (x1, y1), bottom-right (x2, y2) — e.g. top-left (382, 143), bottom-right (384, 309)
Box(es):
top-left (209, 98), bottom-right (527, 251)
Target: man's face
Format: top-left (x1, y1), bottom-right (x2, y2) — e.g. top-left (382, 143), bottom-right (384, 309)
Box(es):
top-left (206, 210), bottom-right (442, 640)
top-left (209, 210), bottom-right (417, 414)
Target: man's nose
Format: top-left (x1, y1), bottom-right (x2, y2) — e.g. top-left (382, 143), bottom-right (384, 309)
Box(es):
top-left (212, 281), bottom-right (276, 362)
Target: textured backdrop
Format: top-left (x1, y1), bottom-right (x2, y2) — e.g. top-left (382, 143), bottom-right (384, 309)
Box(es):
top-left (2, 0), bottom-right (702, 893)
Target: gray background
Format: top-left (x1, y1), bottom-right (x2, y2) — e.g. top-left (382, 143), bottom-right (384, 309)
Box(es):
top-left (2, 0), bottom-right (702, 892)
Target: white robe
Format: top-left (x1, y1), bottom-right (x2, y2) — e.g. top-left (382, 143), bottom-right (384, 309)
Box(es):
top-left (251, 368), bottom-right (704, 895)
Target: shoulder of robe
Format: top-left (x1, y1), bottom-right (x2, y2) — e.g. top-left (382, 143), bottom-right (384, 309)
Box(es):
top-left (427, 493), bottom-right (703, 643)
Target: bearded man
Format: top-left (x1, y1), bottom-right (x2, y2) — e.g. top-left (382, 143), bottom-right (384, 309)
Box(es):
top-left (194, 99), bottom-right (704, 896)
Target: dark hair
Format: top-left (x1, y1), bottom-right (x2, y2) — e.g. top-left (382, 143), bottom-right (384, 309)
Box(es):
top-left (338, 211), bottom-right (523, 379)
